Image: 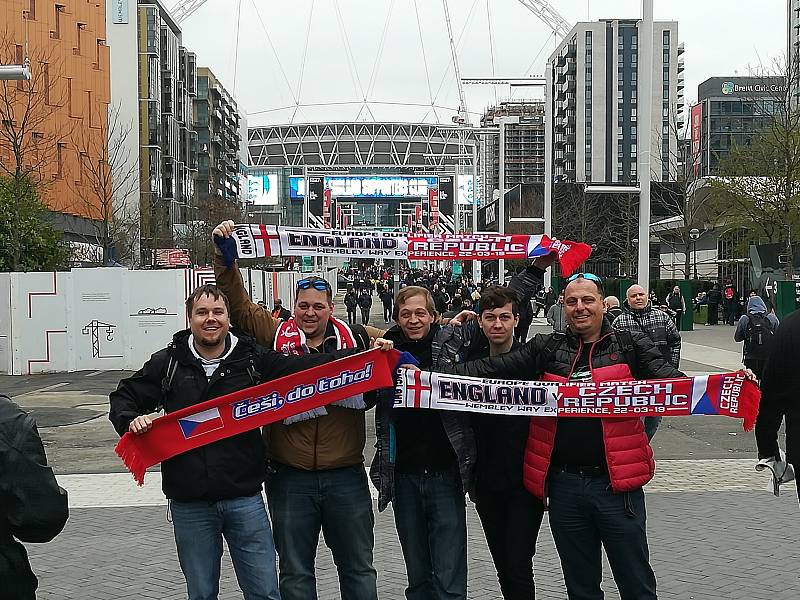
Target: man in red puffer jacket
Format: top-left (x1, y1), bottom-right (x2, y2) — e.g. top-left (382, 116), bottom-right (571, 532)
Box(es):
top-left (440, 273), bottom-right (683, 600)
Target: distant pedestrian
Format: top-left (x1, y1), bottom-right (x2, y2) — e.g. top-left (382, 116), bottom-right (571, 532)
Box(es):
top-left (358, 288), bottom-right (372, 324)
top-left (723, 283), bottom-right (737, 325)
top-left (379, 284), bottom-right (394, 324)
top-left (344, 288), bottom-right (358, 324)
top-left (604, 295), bottom-right (623, 322)
top-left (665, 286), bottom-right (686, 330)
top-left (614, 284), bottom-right (682, 439)
top-left (271, 298), bottom-right (291, 321)
top-left (706, 284), bottom-right (722, 326)
top-left (546, 293), bottom-right (567, 333)
top-left (734, 296), bottom-right (779, 378)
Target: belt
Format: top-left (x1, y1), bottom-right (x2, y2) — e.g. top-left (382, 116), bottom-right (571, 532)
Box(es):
top-left (551, 464), bottom-right (607, 476)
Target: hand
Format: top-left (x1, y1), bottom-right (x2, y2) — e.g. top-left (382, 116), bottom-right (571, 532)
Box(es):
top-left (741, 368), bottom-right (758, 383)
top-left (212, 220), bottom-right (235, 253)
top-left (371, 337), bottom-right (394, 351)
top-left (450, 309), bottom-right (477, 326)
top-left (128, 415), bottom-right (153, 436)
top-left (532, 251), bottom-right (558, 270)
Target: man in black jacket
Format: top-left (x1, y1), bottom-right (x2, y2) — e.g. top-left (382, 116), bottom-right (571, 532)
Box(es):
top-left (0, 396), bottom-right (69, 600)
top-left (456, 287), bottom-right (545, 599)
top-left (756, 308), bottom-right (800, 502)
top-left (372, 285), bottom-right (475, 600)
top-left (109, 284), bottom-right (349, 600)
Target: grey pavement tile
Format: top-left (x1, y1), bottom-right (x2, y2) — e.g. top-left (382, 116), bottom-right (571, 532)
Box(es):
top-left (25, 489), bottom-right (800, 599)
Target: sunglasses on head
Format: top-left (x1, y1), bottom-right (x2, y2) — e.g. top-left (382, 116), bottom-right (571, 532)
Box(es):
top-left (297, 278), bottom-right (330, 291)
top-left (566, 272), bottom-right (602, 283)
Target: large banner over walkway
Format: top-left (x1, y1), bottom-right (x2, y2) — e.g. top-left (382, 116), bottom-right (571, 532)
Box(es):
top-left (230, 224), bottom-right (592, 275)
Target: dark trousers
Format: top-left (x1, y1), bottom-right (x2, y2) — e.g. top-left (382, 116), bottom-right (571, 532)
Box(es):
top-left (393, 471), bottom-right (467, 600)
top-left (475, 485), bottom-right (545, 600)
top-left (707, 303), bottom-right (719, 325)
top-left (360, 308), bottom-right (370, 324)
top-left (672, 309), bottom-right (683, 330)
top-left (383, 304), bottom-right (392, 323)
top-left (267, 464), bottom-right (377, 600)
top-left (548, 470), bottom-right (656, 600)
top-left (347, 308), bottom-right (357, 324)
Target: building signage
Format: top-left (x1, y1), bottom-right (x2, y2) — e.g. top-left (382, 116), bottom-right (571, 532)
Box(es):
top-left (721, 81), bottom-right (788, 95)
top-left (112, 0), bottom-right (129, 24)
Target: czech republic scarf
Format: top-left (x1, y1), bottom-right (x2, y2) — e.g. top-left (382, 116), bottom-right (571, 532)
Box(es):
top-left (274, 316), bottom-right (366, 424)
top-left (217, 226), bottom-right (593, 277)
top-left (396, 370), bottom-right (760, 431)
top-left (115, 349), bottom-right (400, 485)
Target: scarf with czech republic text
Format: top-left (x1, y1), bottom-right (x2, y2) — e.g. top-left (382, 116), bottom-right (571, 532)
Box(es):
top-left (395, 369), bottom-right (760, 431)
top-left (274, 316), bottom-right (366, 424)
top-left (115, 349), bottom-right (404, 485)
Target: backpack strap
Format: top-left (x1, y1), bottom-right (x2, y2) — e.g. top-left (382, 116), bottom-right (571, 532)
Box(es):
top-left (613, 329), bottom-right (639, 378)
top-left (539, 331), bottom-right (566, 370)
top-left (161, 355), bottom-right (179, 393)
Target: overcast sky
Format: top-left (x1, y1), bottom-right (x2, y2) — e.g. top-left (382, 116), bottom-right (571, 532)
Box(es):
top-left (171, 0), bottom-right (787, 126)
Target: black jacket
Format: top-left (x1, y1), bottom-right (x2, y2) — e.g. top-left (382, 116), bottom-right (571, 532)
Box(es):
top-left (0, 396), bottom-right (69, 600)
top-left (109, 329), bottom-right (338, 501)
top-left (756, 309), bottom-right (800, 463)
top-left (439, 320), bottom-right (682, 385)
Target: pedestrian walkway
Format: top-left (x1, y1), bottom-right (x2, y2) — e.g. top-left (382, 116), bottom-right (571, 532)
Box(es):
top-left (28, 467), bottom-right (800, 599)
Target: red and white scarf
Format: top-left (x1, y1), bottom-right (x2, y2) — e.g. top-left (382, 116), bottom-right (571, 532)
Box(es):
top-left (274, 315), bottom-right (366, 424)
top-left (115, 349), bottom-right (399, 484)
top-left (396, 370), bottom-right (760, 431)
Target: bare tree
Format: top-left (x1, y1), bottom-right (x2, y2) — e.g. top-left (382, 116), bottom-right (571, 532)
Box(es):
top-left (0, 30), bottom-right (71, 271)
top-left (68, 103), bottom-right (140, 266)
top-left (0, 32), bottom-right (72, 185)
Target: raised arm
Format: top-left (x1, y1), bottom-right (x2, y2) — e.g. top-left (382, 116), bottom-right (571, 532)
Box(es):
top-left (212, 222), bottom-right (279, 346)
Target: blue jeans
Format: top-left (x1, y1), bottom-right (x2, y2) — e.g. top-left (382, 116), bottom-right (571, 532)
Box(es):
top-left (266, 464), bottom-right (377, 600)
top-left (547, 469), bottom-right (657, 600)
top-left (393, 470), bottom-right (467, 600)
top-left (171, 493), bottom-right (280, 600)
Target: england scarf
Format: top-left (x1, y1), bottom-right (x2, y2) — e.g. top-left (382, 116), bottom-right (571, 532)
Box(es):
top-left (396, 370), bottom-right (760, 431)
top-left (115, 349), bottom-right (400, 485)
top-left (274, 316), bottom-right (366, 424)
top-left (218, 225), bottom-right (593, 276)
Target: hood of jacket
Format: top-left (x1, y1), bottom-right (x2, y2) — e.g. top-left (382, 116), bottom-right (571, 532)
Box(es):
top-left (747, 296), bottom-right (768, 313)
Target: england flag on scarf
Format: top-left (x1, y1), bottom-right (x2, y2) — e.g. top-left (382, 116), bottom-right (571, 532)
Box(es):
top-left (234, 224), bottom-right (281, 258)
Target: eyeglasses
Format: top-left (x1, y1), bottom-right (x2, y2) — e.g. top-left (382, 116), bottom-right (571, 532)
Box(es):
top-left (297, 278), bottom-right (330, 291)
top-left (566, 272), bottom-right (602, 283)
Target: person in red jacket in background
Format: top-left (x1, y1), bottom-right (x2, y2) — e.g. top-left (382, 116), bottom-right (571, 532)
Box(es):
top-left (438, 273), bottom-right (684, 600)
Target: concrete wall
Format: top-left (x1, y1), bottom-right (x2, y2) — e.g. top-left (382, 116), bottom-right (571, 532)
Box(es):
top-left (0, 267), bottom-right (335, 375)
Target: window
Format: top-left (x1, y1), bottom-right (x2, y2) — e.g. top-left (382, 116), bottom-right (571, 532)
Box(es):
top-left (43, 63), bottom-right (50, 104)
top-left (56, 143), bottom-right (65, 178)
top-left (27, 0), bottom-right (36, 20)
top-left (54, 4), bottom-right (64, 39)
top-left (631, 108), bottom-right (637, 117)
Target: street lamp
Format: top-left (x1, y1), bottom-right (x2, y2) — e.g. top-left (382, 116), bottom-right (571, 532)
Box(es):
top-left (689, 227), bottom-right (700, 280)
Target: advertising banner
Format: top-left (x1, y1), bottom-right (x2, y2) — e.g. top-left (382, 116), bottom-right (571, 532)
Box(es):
top-left (438, 175), bottom-right (454, 216)
top-left (429, 188), bottom-right (440, 233)
top-left (307, 176), bottom-right (324, 218)
top-left (691, 103), bottom-right (702, 178)
top-left (323, 188), bottom-right (332, 229)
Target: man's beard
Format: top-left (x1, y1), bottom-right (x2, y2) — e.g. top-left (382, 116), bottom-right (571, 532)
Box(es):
top-left (197, 331), bottom-right (225, 347)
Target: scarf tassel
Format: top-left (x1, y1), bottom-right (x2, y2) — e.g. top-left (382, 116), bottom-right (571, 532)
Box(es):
top-left (114, 434), bottom-right (149, 487)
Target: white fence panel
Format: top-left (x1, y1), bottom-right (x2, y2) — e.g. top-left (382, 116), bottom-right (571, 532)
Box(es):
top-left (0, 274), bottom-right (11, 374)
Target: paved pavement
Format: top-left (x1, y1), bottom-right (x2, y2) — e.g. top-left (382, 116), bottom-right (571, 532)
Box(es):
top-left (8, 316), bottom-right (800, 599)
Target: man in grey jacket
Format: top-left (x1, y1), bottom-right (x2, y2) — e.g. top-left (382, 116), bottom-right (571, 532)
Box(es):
top-left (546, 293), bottom-right (567, 332)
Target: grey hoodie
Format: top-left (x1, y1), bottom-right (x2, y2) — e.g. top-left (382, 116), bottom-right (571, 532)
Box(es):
top-left (734, 296), bottom-right (780, 343)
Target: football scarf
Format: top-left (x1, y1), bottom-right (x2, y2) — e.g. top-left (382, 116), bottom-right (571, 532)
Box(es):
top-left (115, 349), bottom-right (400, 485)
top-left (396, 370), bottom-right (760, 431)
top-left (218, 225), bottom-right (592, 277)
top-left (274, 316), bottom-right (366, 424)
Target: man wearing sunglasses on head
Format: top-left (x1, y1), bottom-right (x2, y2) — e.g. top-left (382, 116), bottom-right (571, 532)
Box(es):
top-left (212, 221), bottom-right (385, 600)
top-left (436, 272), bottom-right (684, 600)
